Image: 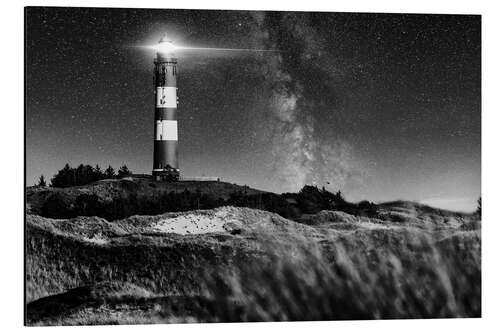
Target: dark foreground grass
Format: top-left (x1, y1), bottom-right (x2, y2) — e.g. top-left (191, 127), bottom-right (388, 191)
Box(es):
top-left (201, 229), bottom-right (480, 322)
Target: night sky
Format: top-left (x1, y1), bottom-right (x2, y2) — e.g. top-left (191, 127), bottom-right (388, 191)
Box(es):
top-left (25, 7), bottom-right (481, 211)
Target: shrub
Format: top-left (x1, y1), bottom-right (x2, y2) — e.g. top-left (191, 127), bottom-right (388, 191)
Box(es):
top-left (104, 165), bottom-right (115, 179)
top-left (75, 194), bottom-right (102, 217)
top-left (117, 165), bottom-right (132, 178)
top-left (41, 192), bottom-right (75, 219)
top-left (37, 175), bottom-right (47, 187)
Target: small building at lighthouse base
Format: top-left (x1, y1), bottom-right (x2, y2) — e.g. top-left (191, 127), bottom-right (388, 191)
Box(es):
top-left (152, 166), bottom-right (180, 181)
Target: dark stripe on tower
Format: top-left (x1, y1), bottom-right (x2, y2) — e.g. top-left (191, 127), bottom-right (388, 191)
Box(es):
top-left (154, 57), bottom-right (177, 87)
top-left (153, 140), bottom-right (178, 169)
top-left (155, 107), bottom-right (176, 120)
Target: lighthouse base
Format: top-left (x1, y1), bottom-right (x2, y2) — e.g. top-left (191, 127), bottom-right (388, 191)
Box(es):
top-left (152, 167), bottom-right (180, 182)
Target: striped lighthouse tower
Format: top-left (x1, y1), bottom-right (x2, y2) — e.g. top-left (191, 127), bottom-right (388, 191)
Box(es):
top-left (152, 35), bottom-right (180, 181)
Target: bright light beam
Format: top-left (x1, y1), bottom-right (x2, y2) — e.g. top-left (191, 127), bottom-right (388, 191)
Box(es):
top-left (144, 45), bottom-right (278, 53)
top-left (140, 34), bottom-right (279, 55)
top-left (174, 46), bottom-right (278, 53)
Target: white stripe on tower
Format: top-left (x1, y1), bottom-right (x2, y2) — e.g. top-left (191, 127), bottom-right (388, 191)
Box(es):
top-left (156, 87), bottom-right (177, 108)
top-left (155, 87), bottom-right (177, 141)
top-left (160, 120), bottom-right (178, 140)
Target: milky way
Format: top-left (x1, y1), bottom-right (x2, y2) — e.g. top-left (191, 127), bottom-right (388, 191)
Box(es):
top-left (25, 8), bottom-right (481, 211)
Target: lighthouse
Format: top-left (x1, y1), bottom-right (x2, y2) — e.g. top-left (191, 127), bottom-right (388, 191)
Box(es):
top-left (152, 35), bottom-right (180, 181)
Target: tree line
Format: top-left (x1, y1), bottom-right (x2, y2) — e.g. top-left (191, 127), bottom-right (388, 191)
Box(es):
top-left (36, 163), bottom-right (133, 188)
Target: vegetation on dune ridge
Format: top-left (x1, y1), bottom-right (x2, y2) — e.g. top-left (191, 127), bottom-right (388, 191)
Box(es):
top-left (32, 163), bottom-right (479, 221)
top-left (26, 205), bottom-right (480, 325)
top-left (28, 178), bottom-right (477, 225)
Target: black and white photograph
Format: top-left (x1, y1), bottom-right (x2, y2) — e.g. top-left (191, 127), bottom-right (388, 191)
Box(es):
top-left (22, 4), bottom-right (483, 327)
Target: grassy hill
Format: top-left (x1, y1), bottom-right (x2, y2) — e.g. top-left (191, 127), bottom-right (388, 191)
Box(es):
top-left (27, 178), bottom-right (267, 220)
top-left (28, 178), bottom-right (479, 223)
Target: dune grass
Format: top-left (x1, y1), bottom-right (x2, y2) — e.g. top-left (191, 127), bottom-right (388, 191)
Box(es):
top-left (201, 228), bottom-right (481, 321)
